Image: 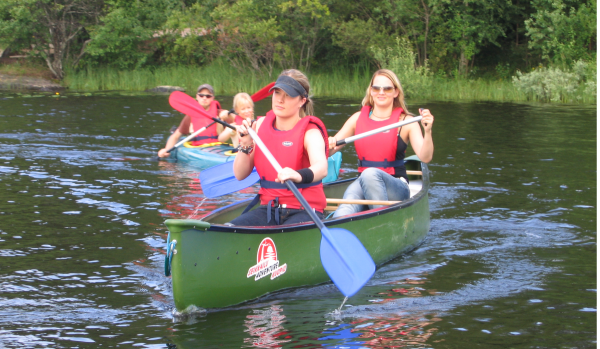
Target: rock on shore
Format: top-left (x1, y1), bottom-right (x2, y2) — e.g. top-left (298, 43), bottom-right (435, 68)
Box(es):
top-left (145, 86), bottom-right (186, 93)
top-left (0, 74), bottom-right (64, 91)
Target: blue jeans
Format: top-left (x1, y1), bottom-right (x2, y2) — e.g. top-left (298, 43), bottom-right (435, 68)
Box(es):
top-left (333, 168), bottom-right (410, 218)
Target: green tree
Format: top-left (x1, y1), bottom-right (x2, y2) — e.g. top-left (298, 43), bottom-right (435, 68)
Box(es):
top-left (0, 0), bottom-right (104, 80)
top-left (277, 0), bottom-right (332, 71)
top-left (82, 0), bottom-right (179, 69)
top-left (525, 0), bottom-right (596, 66)
top-left (371, 36), bottom-right (432, 98)
top-left (160, 3), bottom-right (217, 66)
top-left (211, 0), bottom-right (282, 76)
top-left (431, 0), bottom-right (509, 77)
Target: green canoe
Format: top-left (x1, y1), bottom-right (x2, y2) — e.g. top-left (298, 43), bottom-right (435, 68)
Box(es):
top-left (164, 156), bottom-right (430, 311)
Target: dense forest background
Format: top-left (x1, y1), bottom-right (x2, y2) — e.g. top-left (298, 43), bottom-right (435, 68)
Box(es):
top-left (0, 0), bottom-right (596, 102)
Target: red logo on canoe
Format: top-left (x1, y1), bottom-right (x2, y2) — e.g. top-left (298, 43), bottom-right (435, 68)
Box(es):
top-left (247, 238), bottom-right (287, 281)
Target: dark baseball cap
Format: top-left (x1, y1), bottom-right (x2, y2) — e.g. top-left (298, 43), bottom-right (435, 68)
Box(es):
top-left (269, 75), bottom-right (307, 98)
top-left (197, 84), bottom-right (215, 95)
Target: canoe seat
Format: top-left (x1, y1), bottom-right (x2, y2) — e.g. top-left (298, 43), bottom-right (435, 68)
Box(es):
top-left (408, 179), bottom-right (422, 198)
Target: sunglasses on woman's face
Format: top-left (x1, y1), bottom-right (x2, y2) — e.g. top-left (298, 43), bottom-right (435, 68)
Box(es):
top-left (197, 93), bottom-right (213, 98)
top-left (371, 85), bottom-right (395, 93)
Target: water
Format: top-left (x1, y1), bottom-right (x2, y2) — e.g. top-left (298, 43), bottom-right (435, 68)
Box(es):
top-left (0, 92), bottom-right (596, 348)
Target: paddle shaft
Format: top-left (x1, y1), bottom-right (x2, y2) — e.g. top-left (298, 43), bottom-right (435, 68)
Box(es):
top-left (335, 115), bottom-right (423, 146)
top-left (247, 128), bottom-right (326, 230)
top-left (166, 121), bottom-right (217, 153)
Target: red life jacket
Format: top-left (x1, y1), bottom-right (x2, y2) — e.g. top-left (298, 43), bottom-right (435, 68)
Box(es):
top-left (190, 100), bottom-right (221, 146)
top-left (355, 105), bottom-right (404, 175)
top-left (254, 112), bottom-right (328, 211)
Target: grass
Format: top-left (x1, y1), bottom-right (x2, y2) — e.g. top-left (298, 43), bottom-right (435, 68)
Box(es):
top-left (0, 58), bottom-right (57, 81)
top-left (61, 61), bottom-right (596, 104)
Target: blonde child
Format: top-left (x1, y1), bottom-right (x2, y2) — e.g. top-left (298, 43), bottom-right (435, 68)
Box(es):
top-left (218, 93), bottom-right (254, 148)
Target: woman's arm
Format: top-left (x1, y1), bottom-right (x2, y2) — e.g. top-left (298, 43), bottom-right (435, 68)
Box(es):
top-left (328, 111), bottom-right (359, 155)
top-left (406, 108), bottom-right (434, 163)
top-left (232, 118), bottom-right (262, 180)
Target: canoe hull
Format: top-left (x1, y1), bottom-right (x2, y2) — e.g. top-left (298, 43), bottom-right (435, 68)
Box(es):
top-left (165, 159), bottom-right (429, 310)
top-left (168, 142), bottom-right (235, 168)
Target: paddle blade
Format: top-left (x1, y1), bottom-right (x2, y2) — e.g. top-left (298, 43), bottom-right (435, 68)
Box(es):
top-left (200, 161), bottom-right (260, 198)
top-left (251, 82), bottom-right (275, 102)
top-left (320, 227), bottom-right (376, 297)
top-left (169, 91), bottom-right (210, 119)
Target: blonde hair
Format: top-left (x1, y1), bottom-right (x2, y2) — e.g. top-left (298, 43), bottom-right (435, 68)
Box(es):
top-left (279, 69), bottom-right (313, 117)
top-left (361, 69), bottom-right (411, 115)
top-left (233, 92), bottom-right (254, 113)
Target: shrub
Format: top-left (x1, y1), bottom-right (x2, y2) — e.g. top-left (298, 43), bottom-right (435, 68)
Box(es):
top-left (370, 37), bottom-right (433, 99)
top-left (512, 60), bottom-right (596, 102)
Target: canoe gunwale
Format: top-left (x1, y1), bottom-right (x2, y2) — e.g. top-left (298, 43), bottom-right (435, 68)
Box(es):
top-left (195, 162), bottom-right (430, 234)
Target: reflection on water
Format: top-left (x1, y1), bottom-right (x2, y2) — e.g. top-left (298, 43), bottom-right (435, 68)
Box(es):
top-left (243, 305), bottom-right (290, 348)
top-left (0, 92), bottom-right (595, 348)
top-left (321, 314), bottom-right (441, 348)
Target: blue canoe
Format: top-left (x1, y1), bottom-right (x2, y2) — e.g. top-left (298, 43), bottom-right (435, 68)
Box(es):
top-left (168, 141), bottom-right (342, 183)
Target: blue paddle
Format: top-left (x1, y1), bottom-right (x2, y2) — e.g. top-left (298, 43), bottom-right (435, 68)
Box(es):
top-left (200, 161), bottom-right (260, 198)
top-left (246, 127), bottom-right (375, 298)
top-left (199, 152), bottom-right (342, 198)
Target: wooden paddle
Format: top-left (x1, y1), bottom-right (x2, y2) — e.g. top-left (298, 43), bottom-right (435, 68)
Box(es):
top-left (246, 127), bottom-right (376, 298)
top-left (166, 82), bottom-right (275, 154)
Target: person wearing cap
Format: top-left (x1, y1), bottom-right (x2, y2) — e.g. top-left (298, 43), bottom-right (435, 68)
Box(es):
top-left (228, 69), bottom-right (329, 226)
top-left (157, 84), bottom-right (230, 158)
top-left (327, 69), bottom-right (435, 218)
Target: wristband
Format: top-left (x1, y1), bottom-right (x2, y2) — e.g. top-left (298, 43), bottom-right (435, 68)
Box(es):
top-left (237, 144), bottom-right (254, 155)
top-left (297, 168), bottom-right (314, 184)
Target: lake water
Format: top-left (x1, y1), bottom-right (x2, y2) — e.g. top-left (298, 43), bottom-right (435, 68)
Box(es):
top-left (0, 91), bottom-right (596, 348)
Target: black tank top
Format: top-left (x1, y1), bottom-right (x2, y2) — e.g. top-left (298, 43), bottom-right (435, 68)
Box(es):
top-left (393, 116), bottom-right (408, 181)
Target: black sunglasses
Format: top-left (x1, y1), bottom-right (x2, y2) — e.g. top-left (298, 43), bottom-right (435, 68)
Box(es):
top-left (197, 93), bottom-right (214, 98)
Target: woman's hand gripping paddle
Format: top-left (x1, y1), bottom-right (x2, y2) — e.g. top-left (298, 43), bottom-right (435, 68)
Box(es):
top-left (246, 127), bottom-right (375, 298)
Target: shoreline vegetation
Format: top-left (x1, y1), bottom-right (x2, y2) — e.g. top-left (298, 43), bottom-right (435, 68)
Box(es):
top-left (64, 59), bottom-right (597, 104)
top-left (1, 0), bottom-right (594, 104)
top-left (1, 59), bottom-right (595, 104)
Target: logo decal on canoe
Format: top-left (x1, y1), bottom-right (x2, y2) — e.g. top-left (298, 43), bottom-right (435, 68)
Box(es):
top-left (247, 238), bottom-right (287, 281)
top-left (282, 141), bottom-right (293, 147)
